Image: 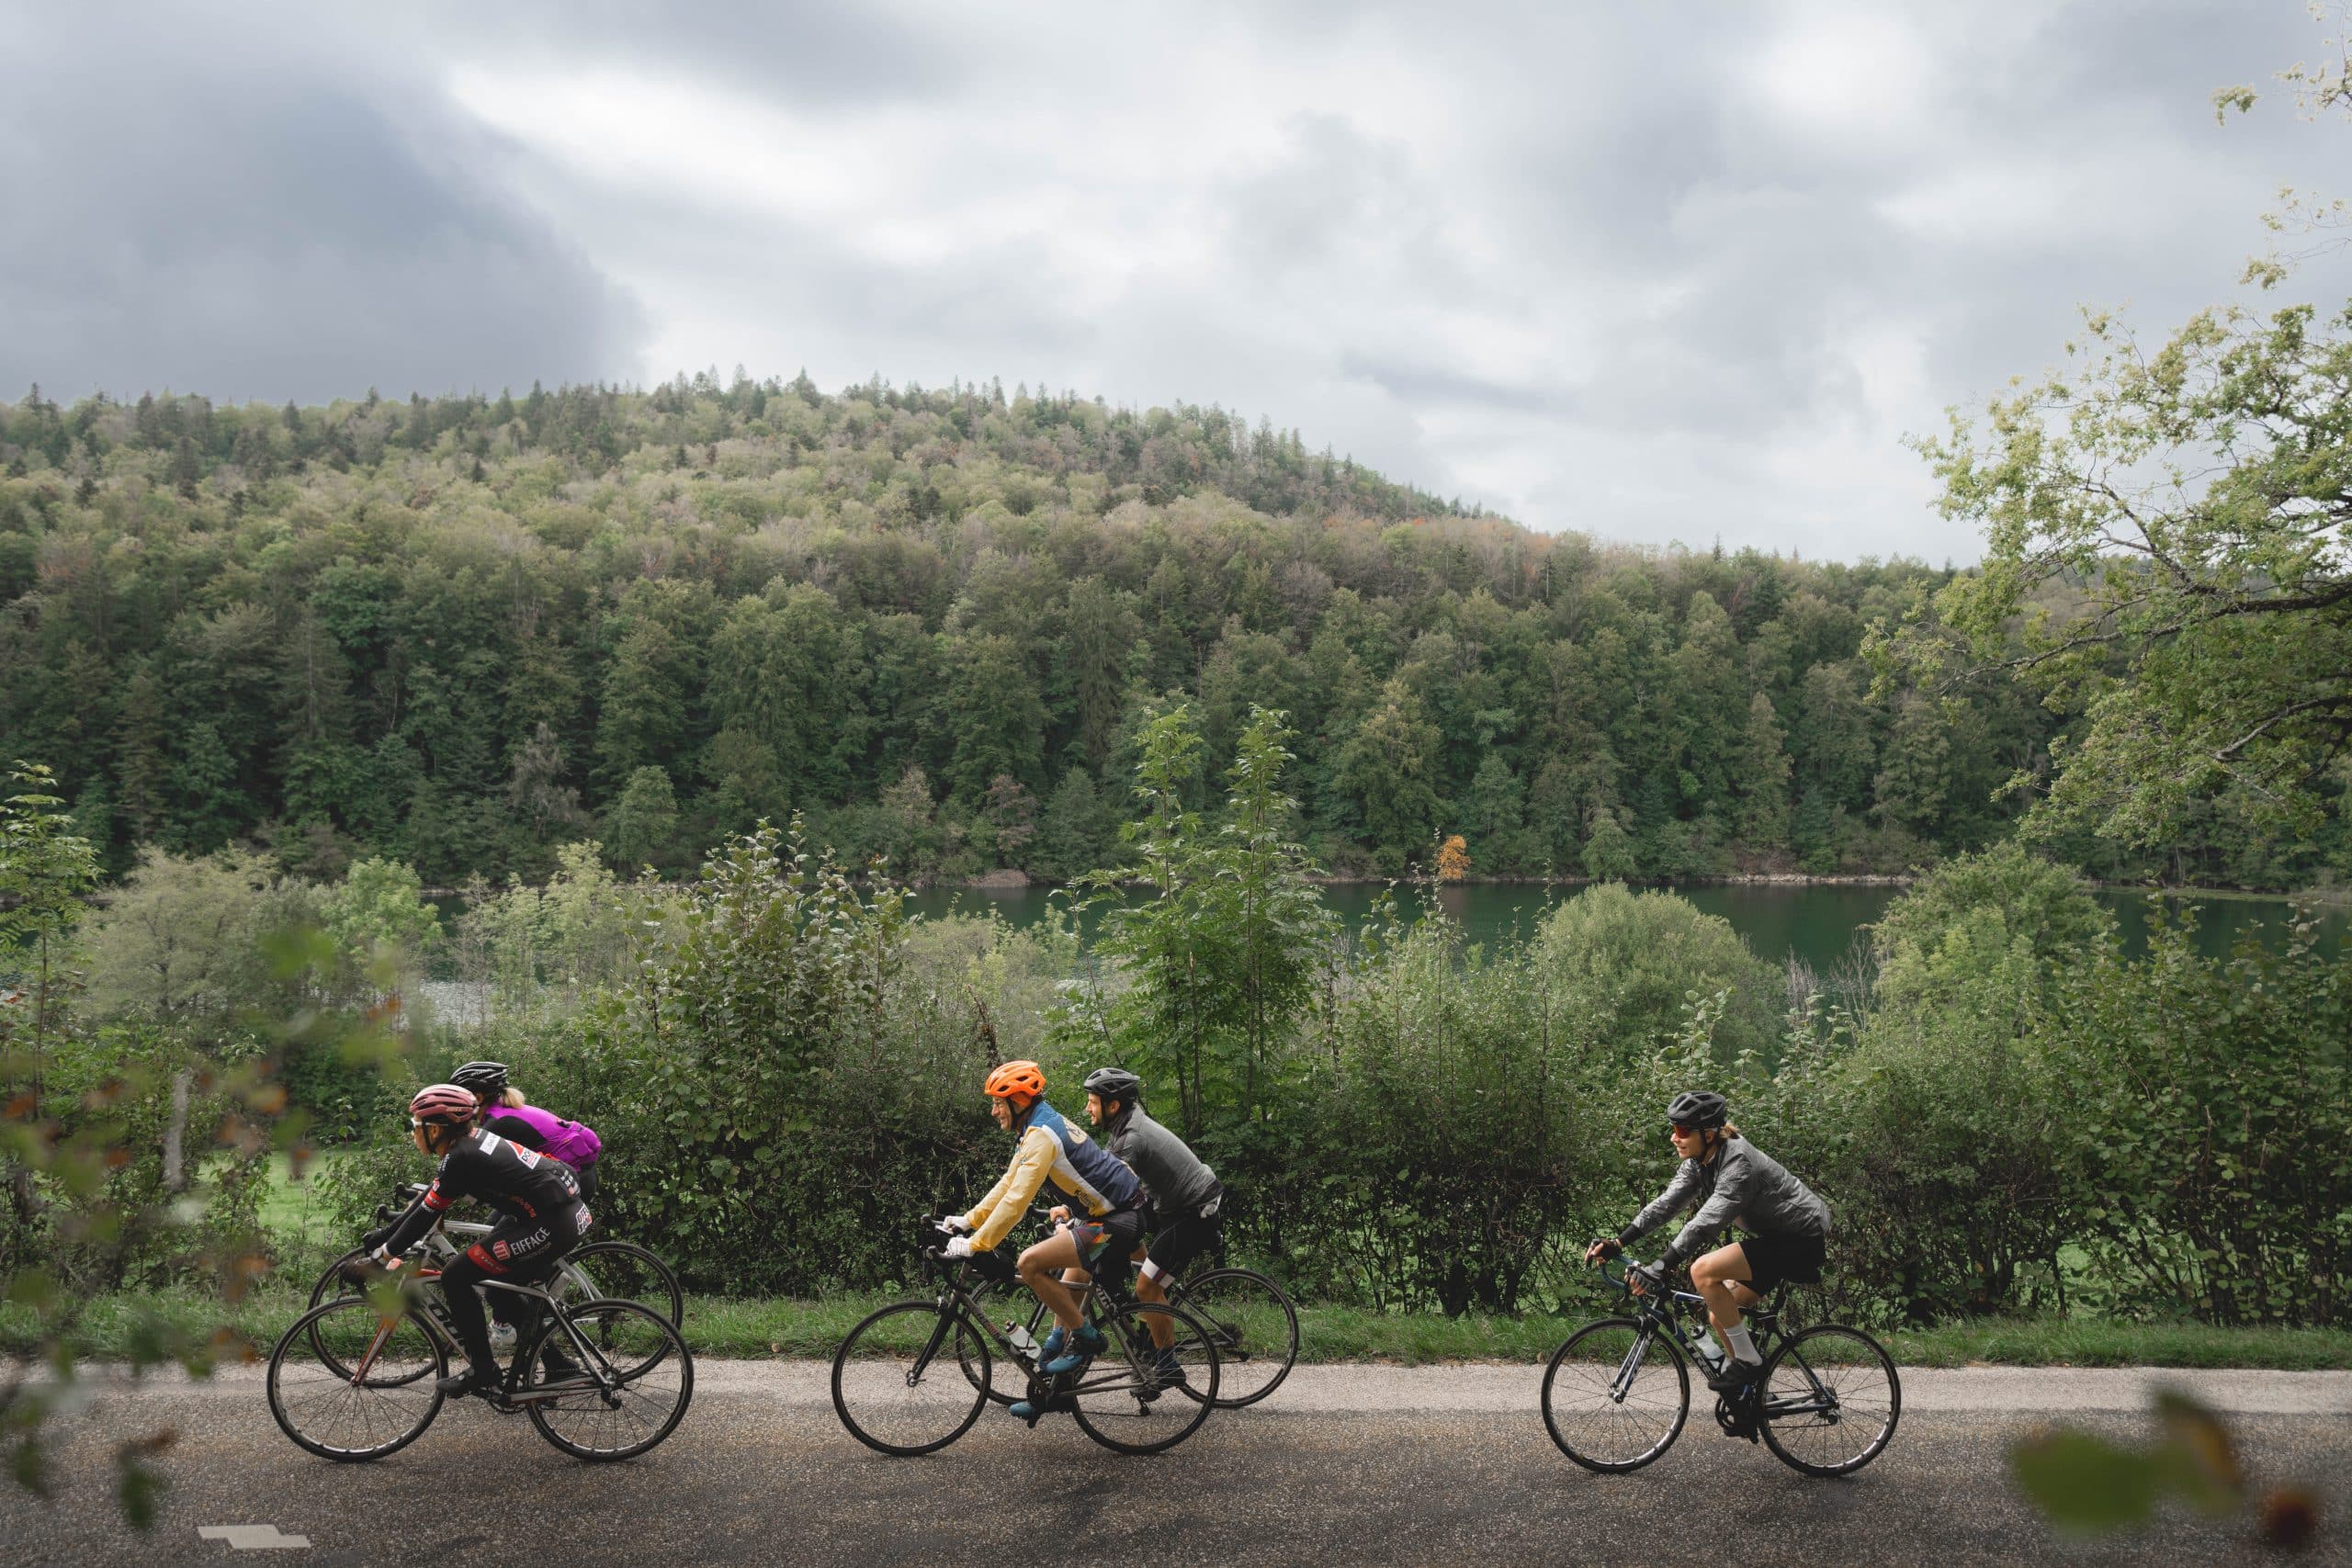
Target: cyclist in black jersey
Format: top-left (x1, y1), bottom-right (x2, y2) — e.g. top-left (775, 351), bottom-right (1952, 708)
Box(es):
top-left (366, 1083), bottom-right (595, 1397)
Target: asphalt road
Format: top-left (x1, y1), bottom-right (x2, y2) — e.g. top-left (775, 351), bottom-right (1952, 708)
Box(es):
top-left (6, 1365), bottom-right (2346, 1566)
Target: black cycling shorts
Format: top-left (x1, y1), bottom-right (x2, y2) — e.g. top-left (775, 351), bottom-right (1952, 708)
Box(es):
top-left (1077, 1205), bottom-right (1146, 1270)
top-left (1738, 1231), bottom-right (1826, 1295)
top-left (1143, 1184), bottom-right (1226, 1281)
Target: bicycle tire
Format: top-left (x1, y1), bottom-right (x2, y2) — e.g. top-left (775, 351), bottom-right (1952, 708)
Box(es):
top-left (831, 1301), bottom-right (992, 1456)
top-left (523, 1298), bottom-right (695, 1461)
top-left (266, 1298), bottom-right (447, 1462)
top-left (1170, 1269), bottom-right (1297, 1408)
top-left (1540, 1317), bottom-right (1690, 1473)
top-left (559, 1240), bottom-right (685, 1327)
top-left (1757, 1324), bottom-right (1901, 1477)
top-left (1065, 1300), bottom-right (1221, 1455)
top-left (310, 1247), bottom-right (368, 1310)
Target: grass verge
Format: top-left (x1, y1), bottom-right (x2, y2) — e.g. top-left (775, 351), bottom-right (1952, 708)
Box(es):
top-left (7, 1291), bottom-right (2350, 1371)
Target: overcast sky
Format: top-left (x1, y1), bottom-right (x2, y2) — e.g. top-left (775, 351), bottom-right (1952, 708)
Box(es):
top-left (6, 1), bottom-right (2347, 561)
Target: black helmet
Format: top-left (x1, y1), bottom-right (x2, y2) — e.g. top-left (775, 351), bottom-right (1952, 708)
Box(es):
top-left (1666, 1090), bottom-right (1728, 1130)
top-left (450, 1060), bottom-right (510, 1098)
top-left (1082, 1067), bottom-right (1143, 1111)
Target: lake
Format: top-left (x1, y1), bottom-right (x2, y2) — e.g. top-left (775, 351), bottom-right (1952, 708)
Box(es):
top-left (900, 880), bottom-right (2347, 971)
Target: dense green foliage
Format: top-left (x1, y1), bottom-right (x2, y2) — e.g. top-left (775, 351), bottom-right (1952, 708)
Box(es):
top-left (271, 768), bottom-right (2346, 1329)
top-left (5, 376), bottom-right (2337, 889)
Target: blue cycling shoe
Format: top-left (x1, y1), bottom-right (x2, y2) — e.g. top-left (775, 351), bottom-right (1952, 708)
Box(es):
top-left (1042, 1325), bottom-right (1105, 1376)
top-left (1036, 1325), bottom-right (1068, 1363)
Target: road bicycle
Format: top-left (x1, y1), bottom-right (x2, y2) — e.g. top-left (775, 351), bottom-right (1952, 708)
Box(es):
top-left (971, 1211), bottom-right (1298, 1409)
top-left (1541, 1255), bottom-right (1900, 1476)
top-left (266, 1260), bottom-right (693, 1463)
top-left (830, 1219), bottom-right (1222, 1456)
top-left (311, 1181), bottom-right (684, 1329)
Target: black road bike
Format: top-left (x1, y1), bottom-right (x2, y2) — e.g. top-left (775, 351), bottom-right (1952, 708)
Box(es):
top-left (978, 1247), bottom-right (1298, 1410)
top-left (831, 1221), bottom-right (1223, 1457)
top-left (1541, 1257), bottom-right (1900, 1477)
top-left (266, 1267), bottom-right (693, 1463)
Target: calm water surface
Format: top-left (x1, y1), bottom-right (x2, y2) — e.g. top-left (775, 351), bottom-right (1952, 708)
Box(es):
top-left (902, 881), bottom-right (2346, 969)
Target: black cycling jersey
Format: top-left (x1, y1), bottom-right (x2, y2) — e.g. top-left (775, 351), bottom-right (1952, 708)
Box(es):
top-left (376, 1128), bottom-right (587, 1260)
top-left (479, 1111), bottom-right (546, 1153)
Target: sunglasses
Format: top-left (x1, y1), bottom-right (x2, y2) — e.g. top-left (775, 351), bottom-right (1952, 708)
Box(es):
top-left (1669, 1122), bottom-right (1702, 1137)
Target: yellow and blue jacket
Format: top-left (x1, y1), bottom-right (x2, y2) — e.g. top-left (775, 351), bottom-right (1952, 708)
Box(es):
top-left (962, 1100), bottom-right (1142, 1251)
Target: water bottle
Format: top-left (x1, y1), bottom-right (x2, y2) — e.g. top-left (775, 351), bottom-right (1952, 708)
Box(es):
top-left (490, 1322), bottom-right (517, 1353)
top-left (1692, 1333), bottom-right (1724, 1372)
top-left (1007, 1324), bottom-right (1038, 1362)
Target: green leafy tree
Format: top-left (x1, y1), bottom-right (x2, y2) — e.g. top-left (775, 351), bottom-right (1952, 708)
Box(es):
top-left (604, 765), bottom-right (681, 871)
top-left (1335, 680), bottom-right (1444, 874)
top-left (1033, 768), bottom-right (1118, 882)
top-left (1735, 692), bottom-right (1792, 852)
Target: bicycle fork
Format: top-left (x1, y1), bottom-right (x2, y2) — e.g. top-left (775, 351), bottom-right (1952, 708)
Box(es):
top-left (1609, 1331), bottom-right (1652, 1404)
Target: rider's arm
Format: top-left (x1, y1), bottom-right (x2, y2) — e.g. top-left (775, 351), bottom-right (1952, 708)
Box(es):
top-left (1617, 1160), bottom-right (1701, 1250)
top-left (373, 1175), bottom-right (454, 1261)
top-left (963, 1125), bottom-right (1058, 1250)
top-left (1662, 1146), bottom-right (1756, 1267)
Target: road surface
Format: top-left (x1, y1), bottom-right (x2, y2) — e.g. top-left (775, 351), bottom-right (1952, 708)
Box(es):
top-left (6, 1364), bottom-right (2346, 1565)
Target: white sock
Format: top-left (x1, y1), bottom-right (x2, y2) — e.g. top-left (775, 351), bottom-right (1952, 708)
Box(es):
top-left (1725, 1324), bottom-right (1759, 1364)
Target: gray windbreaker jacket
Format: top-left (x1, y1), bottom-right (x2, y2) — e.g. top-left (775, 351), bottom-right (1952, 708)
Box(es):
top-left (1105, 1105), bottom-right (1221, 1217)
top-left (1618, 1136), bottom-right (1829, 1267)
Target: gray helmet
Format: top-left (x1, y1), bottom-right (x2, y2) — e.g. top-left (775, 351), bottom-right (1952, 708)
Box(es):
top-left (450, 1060), bottom-right (510, 1099)
top-left (1082, 1066), bottom-right (1143, 1111)
top-left (1666, 1090), bottom-right (1728, 1130)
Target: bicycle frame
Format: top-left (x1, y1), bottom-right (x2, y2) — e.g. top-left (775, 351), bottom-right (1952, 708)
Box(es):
top-left (348, 1272), bottom-right (628, 1408)
top-left (1600, 1262), bottom-right (1844, 1423)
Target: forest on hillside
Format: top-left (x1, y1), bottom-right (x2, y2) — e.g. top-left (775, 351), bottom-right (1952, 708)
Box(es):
top-left (0, 373), bottom-right (2341, 890)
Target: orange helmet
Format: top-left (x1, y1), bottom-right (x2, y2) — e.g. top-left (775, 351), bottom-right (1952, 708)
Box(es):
top-left (983, 1060), bottom-right (1046, 1104)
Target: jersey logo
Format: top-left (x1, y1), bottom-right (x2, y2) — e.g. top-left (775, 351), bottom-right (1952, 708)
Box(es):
top-left (492, 1239), bottom-right (512, 1260)
top-left (512, 1145), bottom-right (541, 1168)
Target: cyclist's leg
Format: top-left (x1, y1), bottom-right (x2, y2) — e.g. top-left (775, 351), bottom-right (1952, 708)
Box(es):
top-left (1689, 1242), bottom-right (1753, 1328)
top-left (1018, 1228), bottom-right (1089, 1332)
top-left (1136, 1204), bottom-right (1217, 1349)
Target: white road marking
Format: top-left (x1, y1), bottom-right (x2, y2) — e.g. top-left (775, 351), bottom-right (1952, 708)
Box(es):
top-left (198, 1524), bottom-right (311, 1550)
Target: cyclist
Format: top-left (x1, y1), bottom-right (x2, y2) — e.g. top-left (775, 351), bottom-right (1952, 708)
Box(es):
top-left (1077, 1066), bottom-right (1221, 1388)
top-left (448, 1059), bottom-right (605, 1204)
top-left (938, 1060), bottom-right (1144, 1418)
top-left (1586, 1090), bottom-right (1829, 1394)
top-left (362, 1083), bottom-right (595, 1398)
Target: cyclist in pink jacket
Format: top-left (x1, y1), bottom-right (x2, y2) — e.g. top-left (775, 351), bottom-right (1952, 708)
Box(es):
top-left (449, 1060), bottom-right (605, 1204)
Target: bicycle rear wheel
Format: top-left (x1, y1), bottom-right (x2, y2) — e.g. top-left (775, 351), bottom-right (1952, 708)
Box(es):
top-left (1758, 1324), bottom-right (1901, 1476)
top-left (267, 1298), bottom-right (446, 1462)
top-left (1170, 1269), bottom-right (1297, 1408)
top-left (1066, 1301), bottom-right (1221, 1455)
top-left (1540, 1317), bottom-right (1690, 1472)
top-left (831, 1301), bottom-right (991, 1456)
top-left (556, 1240), bottom-right (684, 1327)
top-left (523, 1299), bottom-right (695, 1460)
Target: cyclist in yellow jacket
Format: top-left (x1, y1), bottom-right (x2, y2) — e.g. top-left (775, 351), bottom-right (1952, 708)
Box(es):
top-left (939, 1061), bottom-right (1145, 1416)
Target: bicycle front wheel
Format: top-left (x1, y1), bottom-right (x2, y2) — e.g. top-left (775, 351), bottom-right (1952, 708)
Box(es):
top-left (1170, 1269), bottom-right (1297, 1409)
top-left (831, 1301), bottom-right (991, 1456)
top-left (266, 1298), bottom-right (446, 1462)
top-left (1758, 1324), bottom-right (1901, 1476)
top-left (1066, 1301), bottom-right (1221, 1455)
top-left (1540, 1317), bottom-right (1690, 1472)
top-left (557, 1240), bottom-right (684, 1327)
top-left (524, 1299), bottom-right (695, 1461)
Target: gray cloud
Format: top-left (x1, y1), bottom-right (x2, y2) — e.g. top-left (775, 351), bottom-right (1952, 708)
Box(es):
top-left (6, 0), bottom-right (2349, 561)
top-left (0, 6), bottom-right (645, 404)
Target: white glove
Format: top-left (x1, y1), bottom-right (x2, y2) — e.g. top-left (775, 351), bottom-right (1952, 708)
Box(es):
top-left (943, 1235), bottom-right (975, 1259)
top-left (937, 1215), bottom-right (973, 1235)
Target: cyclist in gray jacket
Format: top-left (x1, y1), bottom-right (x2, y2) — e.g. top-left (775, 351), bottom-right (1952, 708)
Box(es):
top-left (1068, 1067), bottom-right (1224, 1386)
top-left (1586, 1090), bottom-right (1829, 1393)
